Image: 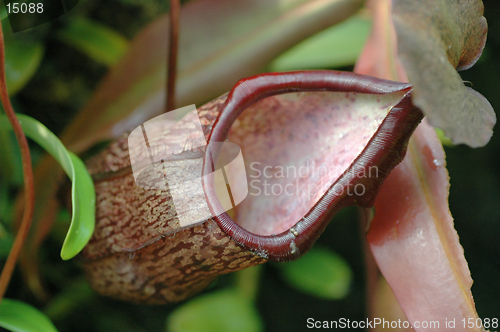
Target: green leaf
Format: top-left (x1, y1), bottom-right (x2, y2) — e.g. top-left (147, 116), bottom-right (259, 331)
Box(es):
top-left (0, 298), bottom-right (58, 332)
top-left (0, 114), bottom-right (95, 260)
top-left (57, 17), bottom-right (129, 67)
top-left (269, 14), bottom-right (371, 71)
top-left (278, 246), bottom-right (352, 300)
top-left (4, 39), bottom-right (44, 95)
top-left (167, 290), bottom-right (263, 332)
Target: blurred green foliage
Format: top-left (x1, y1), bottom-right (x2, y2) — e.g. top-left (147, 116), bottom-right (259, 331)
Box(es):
top-left (4, 39), bottom-right (44, 95)
top-left (167, 290), bottom-right (263, 332)
top-left (57, 17), bottom-right (129, 66)
top-left (269, 14), bottom-right (371, 71)
top-left (278, 246), bottom-right (352, 300)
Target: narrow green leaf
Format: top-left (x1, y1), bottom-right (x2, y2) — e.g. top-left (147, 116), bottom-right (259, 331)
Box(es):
top-left (0, 114), bottom-right (95, 260)
top-left (278, 246), bottom-right (352, 300)
top-left (4, 39), bottom-right (44, 95)
top-left (0, 298), bottom-right (58, 332)
top-left (167, 290), bottom-right (263, 332)
top-left (57, 17), bottom-right (129, 66)
top-left (269, 15), bottom-right (371, 71)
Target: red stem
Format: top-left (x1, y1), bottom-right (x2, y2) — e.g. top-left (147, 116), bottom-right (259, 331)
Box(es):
top-left (0, 24), bottom-right (35, 300)
top-left (165, 0), bottom-right (180, 113)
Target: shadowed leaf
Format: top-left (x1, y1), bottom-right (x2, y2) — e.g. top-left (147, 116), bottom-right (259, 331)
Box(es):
top-left (57, 17), bottom-right (129, 67)
top-left (4, 39), bottom-right (44, 96)
top-left (392, 0), bottom-right (495, 147)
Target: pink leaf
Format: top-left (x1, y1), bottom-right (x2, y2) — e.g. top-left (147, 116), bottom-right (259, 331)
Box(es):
top-left (356, 0), bottom-right (487, 329)
top-left (367, 121), bottom-right (484, 331)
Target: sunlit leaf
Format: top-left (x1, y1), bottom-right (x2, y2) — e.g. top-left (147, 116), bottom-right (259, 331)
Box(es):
top-left (392, 0), bottom-right (495, 147)
top-left (167, 290), bottom-right (263, 332)
top-left (269, 14), bottom-right (371, 71)
top-left (0, 114), bottom-right (95, 260)
top-left (57, 17), bottom-right (129, 67)
top-left (278, 246), bottom-right (352, 300)
top-left (0, 298), bottom-right (58, 332)
top-left (4, 39), bottom-right (44, 95)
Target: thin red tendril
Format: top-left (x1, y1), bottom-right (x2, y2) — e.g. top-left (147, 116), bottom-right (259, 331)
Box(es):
top-left (0, 23), bottom-right (35, 301)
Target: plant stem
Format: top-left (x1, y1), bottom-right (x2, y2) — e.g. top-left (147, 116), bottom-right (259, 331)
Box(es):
top-left (235, 264), bottom-right (263, 303)
top-left (0, 22), bottom-right (35, 301)
top-left (165, 0), bottom-right (180, 113)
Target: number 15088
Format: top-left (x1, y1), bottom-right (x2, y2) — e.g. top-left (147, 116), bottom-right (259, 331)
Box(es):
top-left (6, 3), bottom-right (43, 14)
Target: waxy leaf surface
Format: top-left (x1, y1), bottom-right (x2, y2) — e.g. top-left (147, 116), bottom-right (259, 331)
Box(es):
top-left (227, 89), bottom-right (408, 236)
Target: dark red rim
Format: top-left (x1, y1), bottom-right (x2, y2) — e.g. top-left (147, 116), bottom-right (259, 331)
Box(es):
top-left (202, 70), bottom-right (423, 262)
